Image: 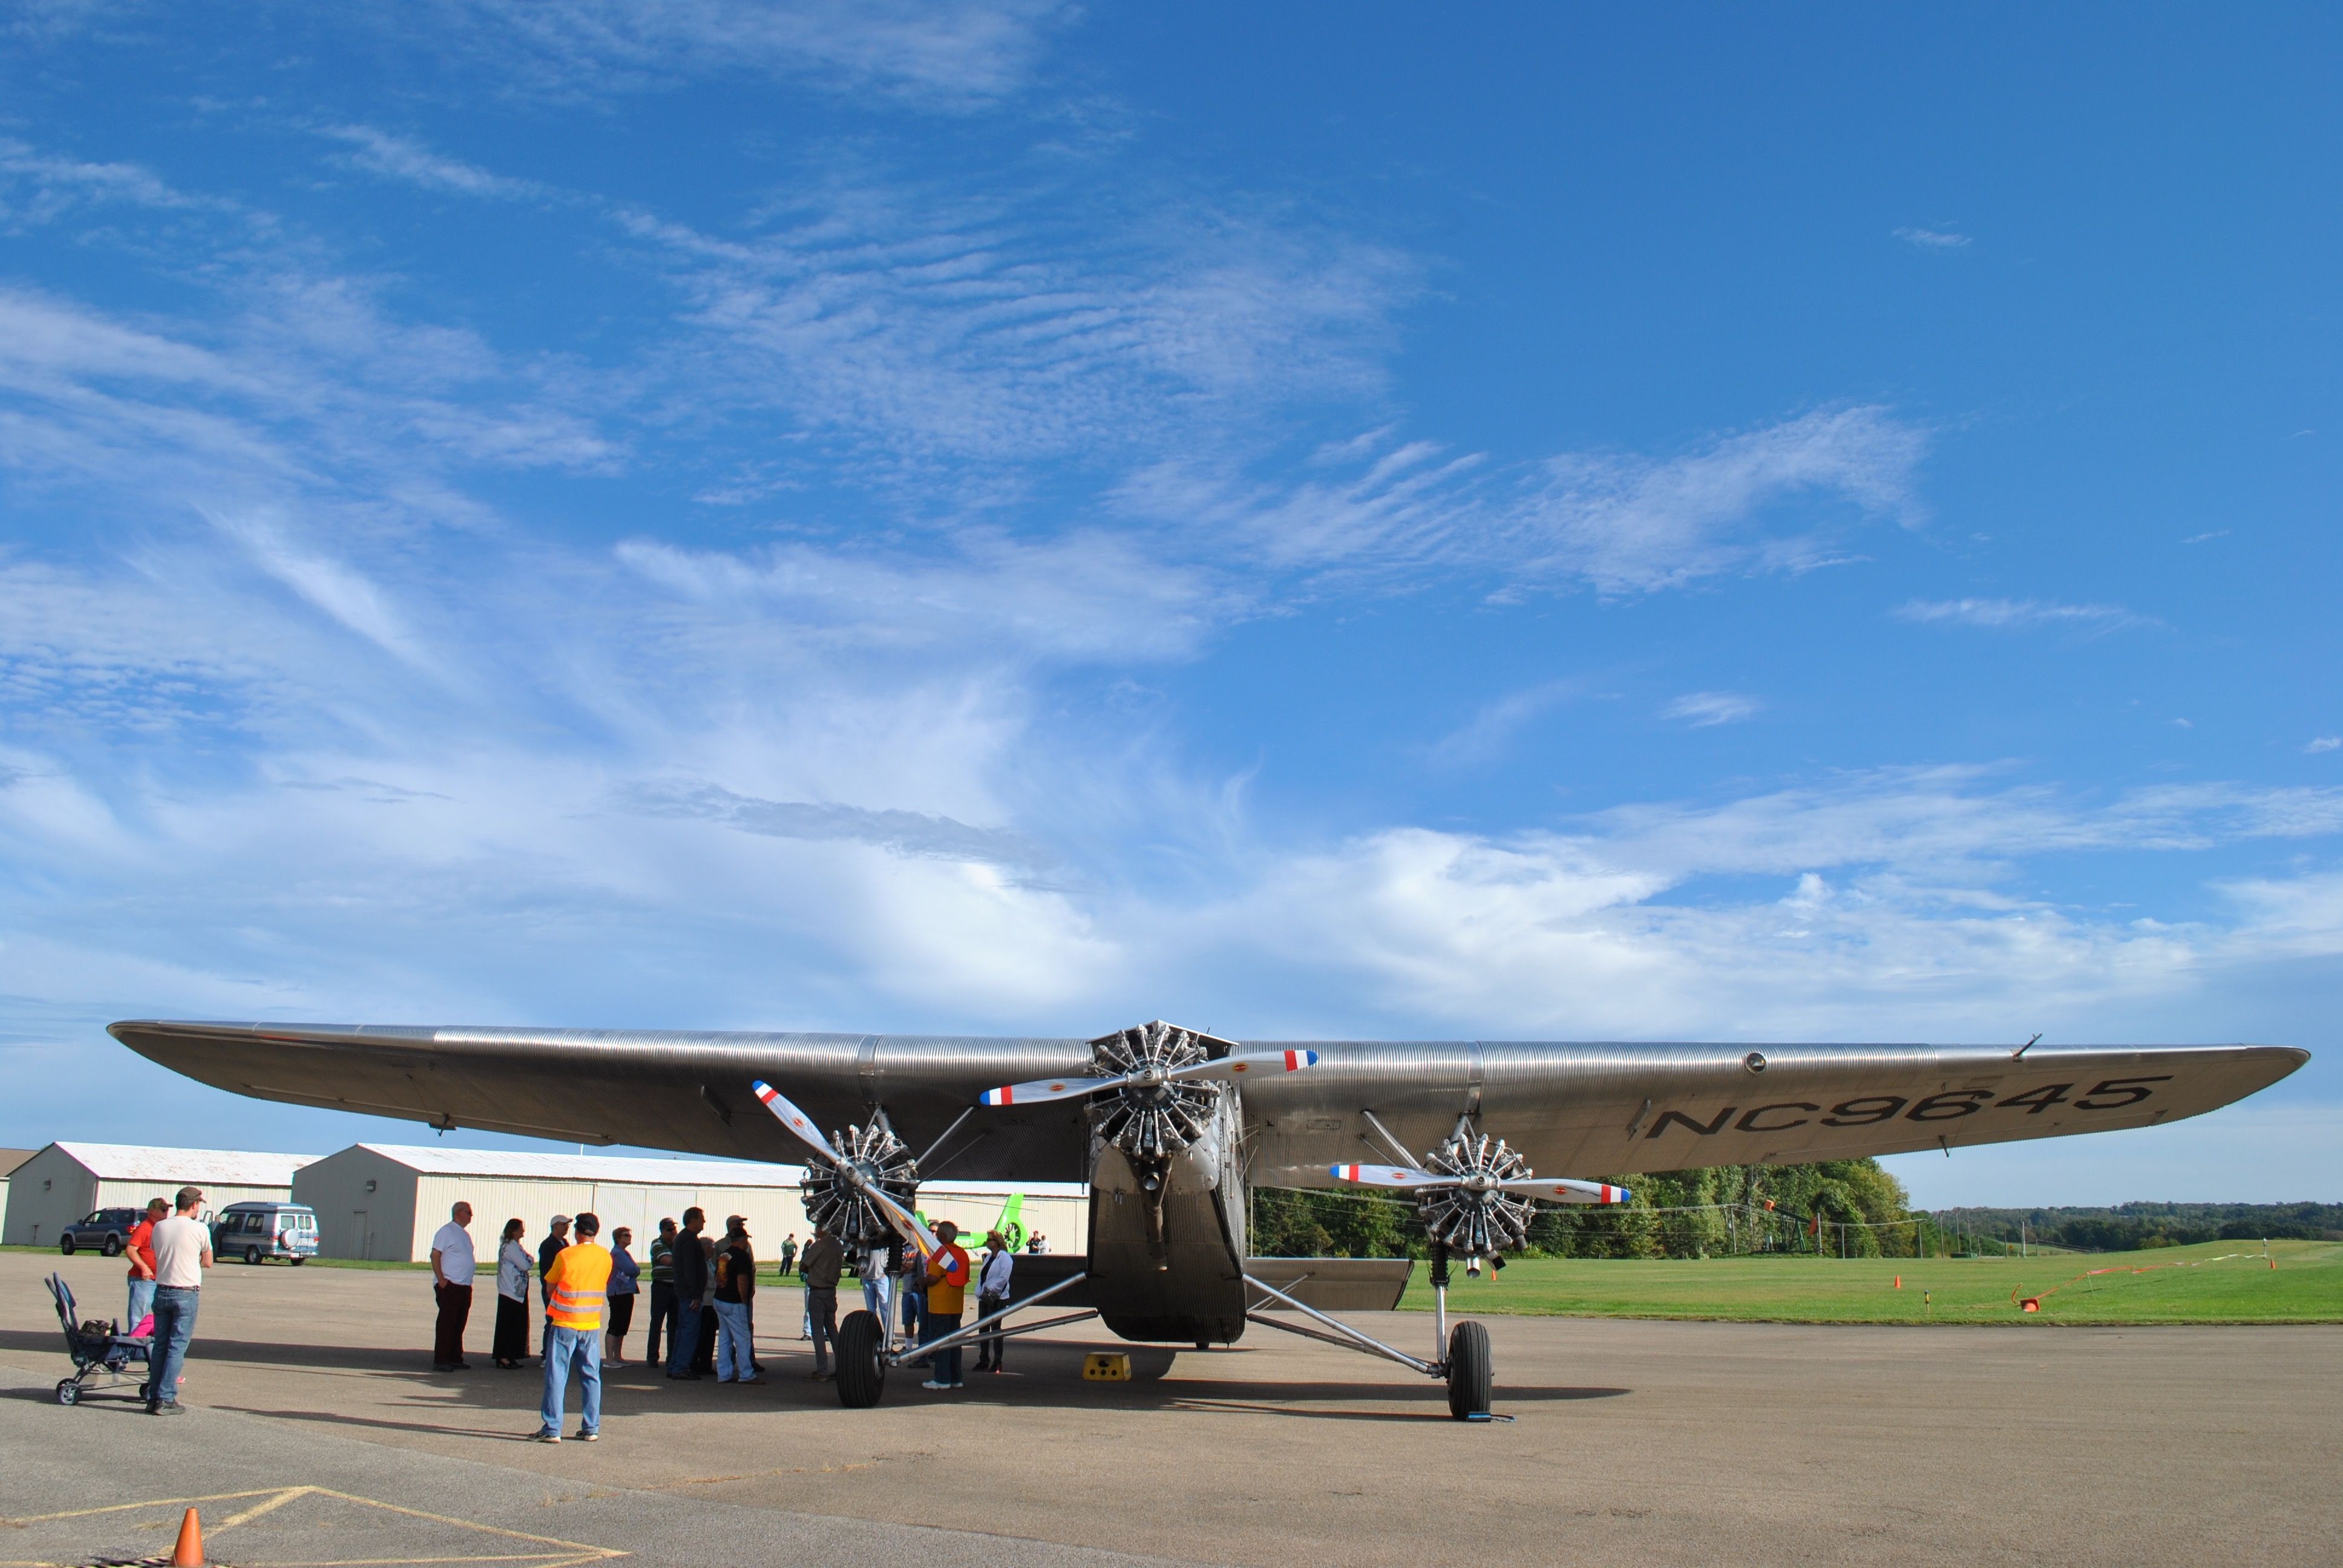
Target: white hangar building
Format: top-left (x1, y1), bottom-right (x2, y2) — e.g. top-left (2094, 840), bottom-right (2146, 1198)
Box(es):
top-left (292, 1143), bottom-right (1088, 1264)
top-left (2, 1142), bottom-right (316, 1248)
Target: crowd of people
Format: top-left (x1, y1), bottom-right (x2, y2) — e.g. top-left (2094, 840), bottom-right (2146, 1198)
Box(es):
top-left (422, 1203), bottom-right (1037, 1440)
top-left (99, 1186), bottom-right (1041, 1436)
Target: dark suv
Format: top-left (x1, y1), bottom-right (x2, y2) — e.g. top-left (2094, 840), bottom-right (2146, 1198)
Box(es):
top-left (58, 1208), bottom-right (145, 1256)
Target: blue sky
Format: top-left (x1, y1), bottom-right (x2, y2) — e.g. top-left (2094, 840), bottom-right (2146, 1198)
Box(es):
top-left (1, 4), bottom-right (2337, 1206)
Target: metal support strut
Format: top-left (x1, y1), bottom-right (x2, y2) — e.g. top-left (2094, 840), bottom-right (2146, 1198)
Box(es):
top-left (1242, 1273), bottom-right (1440, 1377)
top-left (880, 1270), bottom-right (1094, 1367)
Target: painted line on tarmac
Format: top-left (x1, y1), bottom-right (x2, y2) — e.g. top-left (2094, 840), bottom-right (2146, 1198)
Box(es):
top-left (0, 1485), bottom-right (626, 1568)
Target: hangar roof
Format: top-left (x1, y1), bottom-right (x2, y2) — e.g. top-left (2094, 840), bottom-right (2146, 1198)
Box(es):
top-left (345, 1142), bottom-right (808, 1186)
top-left (0, 1148), bottom-right (36, 1178)
top-left (41, 1142), bottom-right (315, 1185)
top-left (337, 1143), bottom-right (1084, 1196)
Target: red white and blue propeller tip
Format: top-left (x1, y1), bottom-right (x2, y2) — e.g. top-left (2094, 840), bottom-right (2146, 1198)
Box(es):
top-left (980, 1048), bottom-right (1319, 1107)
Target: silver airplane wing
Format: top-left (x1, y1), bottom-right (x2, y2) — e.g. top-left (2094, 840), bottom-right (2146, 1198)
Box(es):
top-left (111, 1021), bottom-right (2305, 1182)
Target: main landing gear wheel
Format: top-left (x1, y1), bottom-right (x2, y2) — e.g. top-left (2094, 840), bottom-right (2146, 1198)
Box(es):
top-left (836, 1309), bottom-right (887, 1408)
top-left (1446, 1320), bottom-right (1492, 1420)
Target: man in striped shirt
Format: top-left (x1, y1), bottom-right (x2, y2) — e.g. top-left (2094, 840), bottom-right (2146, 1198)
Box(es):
top-left (533, 1211), bottom-right (612, 1443)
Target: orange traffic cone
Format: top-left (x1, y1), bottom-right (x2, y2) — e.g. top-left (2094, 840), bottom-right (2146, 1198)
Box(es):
top-left (171, 1506), bottom-right (204, 1566)
top-left (1893, 1275), bottom-right (1901, 1289)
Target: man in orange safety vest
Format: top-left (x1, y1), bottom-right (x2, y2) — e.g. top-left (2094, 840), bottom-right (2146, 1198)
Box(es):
top-left (533, 1210), bottom-right (613, 1443)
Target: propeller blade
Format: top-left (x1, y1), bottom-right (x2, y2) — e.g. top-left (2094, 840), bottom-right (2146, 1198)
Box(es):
top-left (752, 1080), bottom-right (942, 1256)
top-left (979, 1074), bottom-right (1126, 1106)
top-left (1328, 1163), bottom-right (1455, 1189)
top-left (750, 1080), bottom-right (841, 1163)
top-left (865, 1186), bottom-right (943, 1259)
top-left (1495, 1177), bottom-right (1632, 1205)
top-left (1167, 1048), bottom-right (1320, 1082)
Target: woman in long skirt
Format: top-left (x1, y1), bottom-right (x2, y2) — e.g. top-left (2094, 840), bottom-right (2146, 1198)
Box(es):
top-left (492, 1218), bottom-right (532, 1368)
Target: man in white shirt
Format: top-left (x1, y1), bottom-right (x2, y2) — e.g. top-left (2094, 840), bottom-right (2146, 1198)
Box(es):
top-left (146, 1186), bottom-right (212, 1415)
top-left (430, 1201), bottom-right (477, 1372)
top-left (972, 1230), bottom-right (1015, 1374)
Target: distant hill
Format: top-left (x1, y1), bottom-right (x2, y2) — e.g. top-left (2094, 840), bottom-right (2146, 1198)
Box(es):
top-left (1935, 1201), bottom-right (2343, 1251)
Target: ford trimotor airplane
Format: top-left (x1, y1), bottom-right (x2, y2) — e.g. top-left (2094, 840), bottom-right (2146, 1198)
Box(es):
top-left (111, 1019), bottom-right (2305, 1417)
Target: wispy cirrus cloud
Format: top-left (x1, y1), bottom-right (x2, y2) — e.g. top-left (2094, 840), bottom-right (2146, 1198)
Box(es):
top-left (432, 0), bottom-right (1080, 106)
top-left (1663, 691), bottom-right (1760, 728)
top-left (1427, 679), bottom-right (1586, 771)
top-left (1895, 597), bottom-right (2143, 631)
top-left (320, 126), bottom-right (543, 201)
top-left (1895, 225), bottom-right (1971, 249)
top-left (1121, 405), bottom-right (1927, 596)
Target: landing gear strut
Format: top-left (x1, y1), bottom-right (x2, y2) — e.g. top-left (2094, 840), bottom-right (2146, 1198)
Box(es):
top-left (1242, 1252), bottom-right (1495, 1422)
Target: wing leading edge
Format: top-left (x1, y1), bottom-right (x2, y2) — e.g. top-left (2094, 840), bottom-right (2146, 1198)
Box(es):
top-left (111, 1021), bottom-right (2305, 1183)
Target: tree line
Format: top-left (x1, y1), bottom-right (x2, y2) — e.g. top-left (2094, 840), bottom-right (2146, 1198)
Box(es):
top-left (1247, 1168), bottom-right (2342, 1261)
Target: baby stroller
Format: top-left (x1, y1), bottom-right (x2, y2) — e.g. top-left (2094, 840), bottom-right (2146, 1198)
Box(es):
top-left (44, 1272), bottom-right (152, 1406)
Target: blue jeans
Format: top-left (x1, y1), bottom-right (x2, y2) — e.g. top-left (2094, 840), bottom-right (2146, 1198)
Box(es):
top-left (861, 1270), bottom-right (890, 1321)
top-left (666, 1301), bottom-right (701, 1375)
top-left (149, 1285), bottom-right (198, 1409)
top-left (900, 1287), bottom-right (922, 1342)
top-left (539, 1325), bottom-right (601, 1436)
top-left (126, 1277), bottom-right (156, 1331)
top-left (920, 1307), bottom-right (962, 1384)
top-left (712, 1299), bottom-right (753, 1380)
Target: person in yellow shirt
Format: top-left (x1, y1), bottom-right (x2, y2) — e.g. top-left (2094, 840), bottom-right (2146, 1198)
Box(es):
top-left (917, 1221), bottom-right (972, 1391)
top-left (533, 1210), bottom-right (612, 1443)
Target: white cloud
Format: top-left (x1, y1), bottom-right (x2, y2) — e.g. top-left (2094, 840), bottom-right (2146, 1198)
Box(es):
top-left (320, 126), bottom-right (542, 200)
top-left (1119, 406), bottom-right (1927, 596)
top-left (1895, 597), bottom-right (2140, 631)
top-left (1663, 691), bottom-right (1760, 728)
top-left (1894, 226), bottom-right (1971, 249)
top-left (626, 187), bottom-right (1417, 482)
top-left (2306, 737), bottom-right (2340, 754)
top-left (1428, 679), bottom-right (1585, 770)
top-left (440, 0), bottom-right (1079, 106)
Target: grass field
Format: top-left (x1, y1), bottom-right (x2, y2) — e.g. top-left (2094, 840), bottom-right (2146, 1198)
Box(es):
top-left (1394, 1238), bottom-right (2343, 1325)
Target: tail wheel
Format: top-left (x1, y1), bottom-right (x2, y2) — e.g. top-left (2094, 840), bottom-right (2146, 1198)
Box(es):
top-left (1446, 1319), bottom-right (1492, 1420)
top-left (836, 1309), bottom-right (887, 1408)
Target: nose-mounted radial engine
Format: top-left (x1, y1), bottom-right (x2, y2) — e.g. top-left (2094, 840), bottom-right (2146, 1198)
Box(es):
top-left (796, 1109), bottom-right (920, 1250)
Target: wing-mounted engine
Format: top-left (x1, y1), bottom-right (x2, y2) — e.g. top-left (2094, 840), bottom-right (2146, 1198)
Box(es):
top-left (1415, 1119), bottom-right (1538, 1260)
top-left (798, 1110), bottom-right (919, 1250)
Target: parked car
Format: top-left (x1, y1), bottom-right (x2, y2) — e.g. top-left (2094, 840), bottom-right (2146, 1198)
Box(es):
top-left (57, 1208), bottom-right (144, 1256)
top-left (210, 1202), bottom-right (320, 1265)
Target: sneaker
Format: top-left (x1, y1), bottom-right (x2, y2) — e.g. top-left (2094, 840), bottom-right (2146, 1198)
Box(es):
top-left (736, 1377), bottom-right (765, 1385)
top-left (576, 1429), bottom-right (598, 1443)
top-left (529, 1429), bottom-right (561, 1443)
top-left (919, 1379), bottom-right (951, 1390)
top-left (149, 1402), bottom-right (186, 1416)
top-left (950, 1381), bottom-right (965, 1389)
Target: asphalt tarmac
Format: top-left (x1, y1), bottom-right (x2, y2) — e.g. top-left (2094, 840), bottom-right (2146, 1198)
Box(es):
top-left (2, 1250), bottom-right (2336, 1567)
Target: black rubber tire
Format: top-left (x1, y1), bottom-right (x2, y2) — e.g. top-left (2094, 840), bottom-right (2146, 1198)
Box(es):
top-left (102, 1234), bottom-right (123, 1258)
top-left (290, 1257), bottom-right (305, 1266)
top-left (836, 1310), bottom-right (887, 1408)
top-left (56, 1380), bottom-right (78, 1406)
top-left (245, 1245), bottom-right (263, 1266)
top-left (1446, 1319), bottom-right (1493, 1420)
top-left (59, 1235), bottom-right (76, 1256)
